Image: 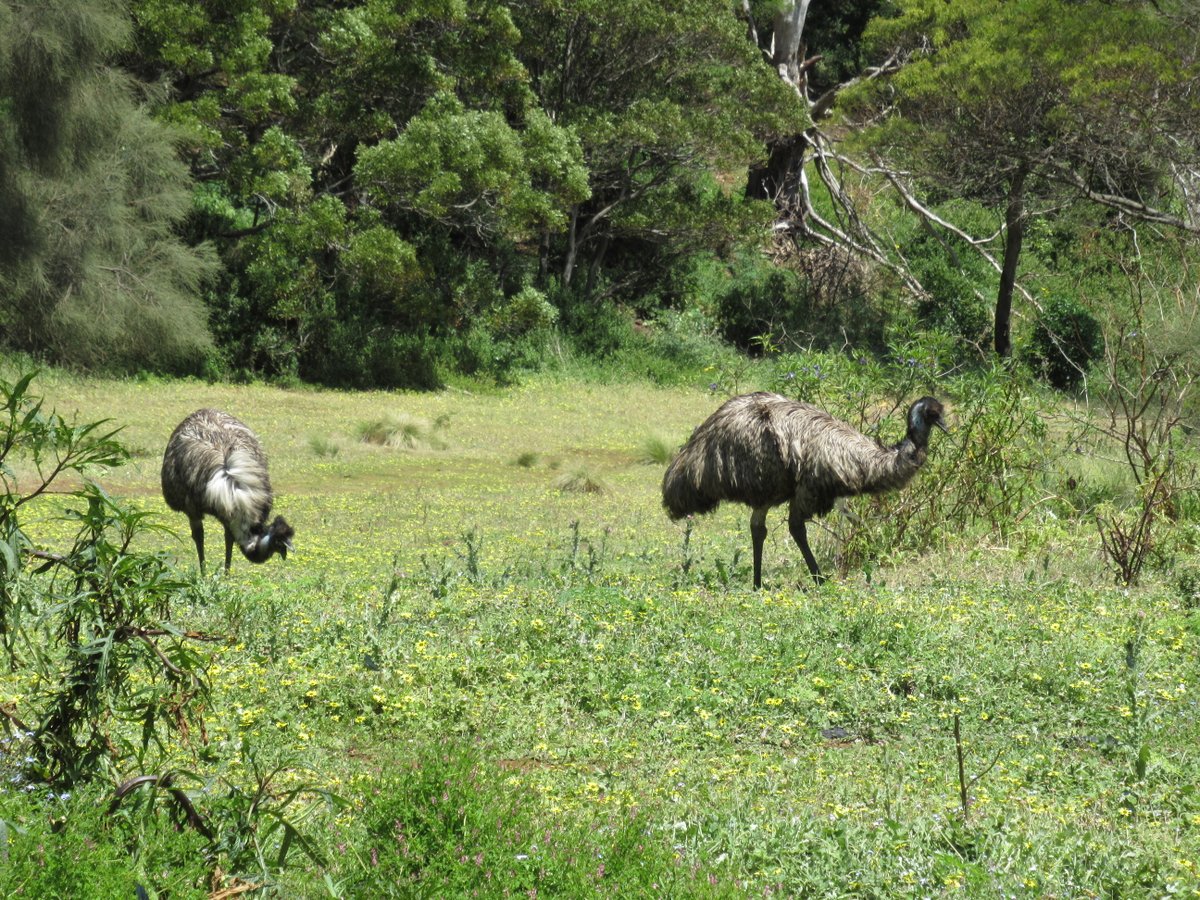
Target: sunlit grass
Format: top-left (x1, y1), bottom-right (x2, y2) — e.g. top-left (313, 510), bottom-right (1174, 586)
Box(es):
top-left (9, 366), bottom-right (1200, 896)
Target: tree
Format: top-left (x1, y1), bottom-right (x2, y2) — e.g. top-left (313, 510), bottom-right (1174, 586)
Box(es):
top-left (740, 0), bottom-right (923, 301)
top-left (512, 0), bottom-right (803, 303)
top-left (0, 0), bottom-right (216, 372)
top-left (853, 0), bottom-right (1200, 357)
top-left (130, 0), bottom-right (593, 385)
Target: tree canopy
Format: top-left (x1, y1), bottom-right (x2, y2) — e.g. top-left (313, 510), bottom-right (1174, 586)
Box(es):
top-left (2, 0), bottom-right (1199, 385)
top-left (848, 0), bottom-right (1200, 355)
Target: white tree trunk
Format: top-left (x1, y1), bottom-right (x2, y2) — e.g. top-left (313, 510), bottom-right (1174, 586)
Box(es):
top-left (772, 0), bottom-right (813, 99)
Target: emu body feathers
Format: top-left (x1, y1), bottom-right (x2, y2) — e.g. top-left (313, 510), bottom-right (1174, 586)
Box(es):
top-left (662, 393), bottom-right (946, 586)
top-left (161, 409), bottom-right (294, 573)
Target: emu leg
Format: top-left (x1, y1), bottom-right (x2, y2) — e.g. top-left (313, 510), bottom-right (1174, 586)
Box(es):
top-left (788, 505), bottom-right (825, 585)
top-left (750, 507), bottom-right (769, 589)
top-left (223, 526), bottom-right (235, 573)
top-left (189, 517), bottom-right (206, 574)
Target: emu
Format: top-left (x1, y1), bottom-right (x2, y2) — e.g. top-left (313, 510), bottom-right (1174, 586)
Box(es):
top-left (662, 393), bottom-right (946, 587)
top-left (161, 408), bottom-right (294, 573)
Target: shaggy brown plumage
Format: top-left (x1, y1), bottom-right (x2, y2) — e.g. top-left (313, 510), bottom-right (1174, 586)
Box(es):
top-left (662, 393), bottom-right (946, 586)
top-left (161, 409), bottom-right (294, 573)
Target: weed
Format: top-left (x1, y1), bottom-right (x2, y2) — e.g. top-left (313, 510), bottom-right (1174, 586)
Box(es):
top-left (514, 450), bottom-right (539, 468)
top-left (564, 519), bottom-right (609, 580)
top-left (456, 526), bottom-right (485, 583)
top-left (343, 739), bottom-right (729, 897)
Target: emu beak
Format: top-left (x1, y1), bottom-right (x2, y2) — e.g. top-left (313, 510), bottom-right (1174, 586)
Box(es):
top-left (281, 539), bottom-right (294, 559)
top-left (934, 418), bottom-right (949, 433)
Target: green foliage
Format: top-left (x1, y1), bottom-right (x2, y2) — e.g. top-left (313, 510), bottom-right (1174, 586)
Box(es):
top-left (341, 225), bottom-right (422, 305)
top-left (763, 343), bottom-right (1052, 573)
top-left (0, 0), bottom-right (217, 373)
top-left (489, 285), bottom-right (559, 338)
top-left (901, 202), bottom-right (998, 354)
top-left (347, 739), bottom-right (730, 897)
top-left (357, 92), bottom-right (589, 241)
top-left (852, 0), bottom-right (1200, 360)
top-left (120, 0), bottom-right (802, 386)
top-left (0, 372), bottom-right (211, 784)
top-left (715, 248), bottom-right (891, 354)
top-left (716, 262), bottom-right (805, 352)
top-left (0, 786), bottom-right (209, 898)
top-left (1028, 294), bottom-right (1103, 390)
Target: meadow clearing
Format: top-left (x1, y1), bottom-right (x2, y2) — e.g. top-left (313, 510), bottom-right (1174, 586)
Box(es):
top-left (4, 366), bottom-right (1200, 896)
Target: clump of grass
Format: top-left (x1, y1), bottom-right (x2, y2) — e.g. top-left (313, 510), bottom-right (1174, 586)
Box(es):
top-left (308, 434), bottom-right (340, 457)
top-left (357, 413), bottom-right (446, 450)
top-left (346, 739), bottom-right (727, 897)
top-left (553, 466), bottom-right (607, 494)
top-left (638, 434), bottom-right (675, 466)
top-left (513, 451), bottom-right (539, 468)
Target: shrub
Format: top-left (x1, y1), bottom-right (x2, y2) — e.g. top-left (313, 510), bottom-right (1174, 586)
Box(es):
top-left (490, 285), bottom-right (559, 336)
top-left (716, 250), bottom-right (889, 354)
top-left (1027, 294), bottom-right (1103, 389)
top-left (0, 372), bottom-right (213, 784)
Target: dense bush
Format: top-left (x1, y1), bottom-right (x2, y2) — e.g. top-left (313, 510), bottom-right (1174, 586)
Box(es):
top-left (1028, 294), bottom-right (1103, 389)
top-left (905, 231), bottom-right (994, 357)
top-left (715, 249), bottom-right (891, 354)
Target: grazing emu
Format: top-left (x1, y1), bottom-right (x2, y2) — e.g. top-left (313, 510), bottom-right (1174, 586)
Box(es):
top-left (161, 409), bottom-right (294, 573)
top-left (662, 393), bottom-right (946, 587)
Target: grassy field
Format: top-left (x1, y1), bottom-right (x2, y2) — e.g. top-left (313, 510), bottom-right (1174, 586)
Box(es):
top-left (5, 367), bottom-right (1200, 896)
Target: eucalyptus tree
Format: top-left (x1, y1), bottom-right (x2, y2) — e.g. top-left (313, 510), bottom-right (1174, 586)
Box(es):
top-left (739, 0), bottom-right (1200, 360)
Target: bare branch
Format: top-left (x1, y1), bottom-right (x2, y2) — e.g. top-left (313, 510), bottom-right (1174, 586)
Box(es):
top-left (1052, 168), bottom-right (1200, 233)
top-left (811, 48), bottom-right (905, 121)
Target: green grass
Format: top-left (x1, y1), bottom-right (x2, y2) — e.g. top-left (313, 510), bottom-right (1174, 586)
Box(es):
top-left (5, 367), bottom-right (1200, 896)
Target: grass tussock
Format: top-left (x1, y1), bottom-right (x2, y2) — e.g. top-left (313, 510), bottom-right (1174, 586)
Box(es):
top-left (553, 466), bottom-right (607, 494)
top-left (357, 412), bottom-right (447, 450)
top-left (307, 434), bottom-right (341, 457)
top-left (638, 434), bottom-right (676, 466)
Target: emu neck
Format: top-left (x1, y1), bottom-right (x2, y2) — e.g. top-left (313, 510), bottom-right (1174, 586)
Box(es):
top-left (893, 436), bottom-right (928, 468)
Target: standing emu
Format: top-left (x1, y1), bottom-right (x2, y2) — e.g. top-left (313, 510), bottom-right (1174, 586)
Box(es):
top-left (161, 409), bottom-right (295, 573)
top-left (662, 393), bottom-right (946, 587)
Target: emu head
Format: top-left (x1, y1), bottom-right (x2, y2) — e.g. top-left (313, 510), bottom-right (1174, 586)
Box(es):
top-left (906, 397), bottom-right (948, 448)
top-left (242, 516), bottom-right (295, 564)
